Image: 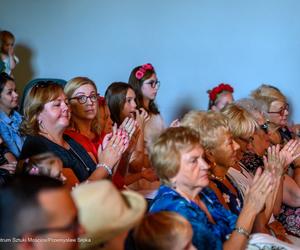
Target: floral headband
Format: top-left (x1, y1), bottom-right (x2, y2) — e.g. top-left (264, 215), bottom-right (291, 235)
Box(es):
top-left (135, 63), bottom-right (154, 80)
top-left (208, 83), bottom-right (234, 102)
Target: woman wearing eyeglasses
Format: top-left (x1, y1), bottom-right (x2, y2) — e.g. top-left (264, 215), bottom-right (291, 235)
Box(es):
top-left (21, 81), bottom-right (127, 186)
top-left (128, 63), bottom-right (166, 151)
top-left (64, 77), bottom-right (107, 162)
top-left (252, 85), bottom-right (300, 238)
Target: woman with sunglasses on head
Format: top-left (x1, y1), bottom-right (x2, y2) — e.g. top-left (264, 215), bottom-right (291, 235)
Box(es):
top-left (0, 72), bottom-right (24, 158)
top-left (20, 81), bottom-right (128, 186)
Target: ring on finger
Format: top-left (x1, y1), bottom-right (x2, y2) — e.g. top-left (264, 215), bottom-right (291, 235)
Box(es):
top-left (112, 144), bottom-right (117, 149)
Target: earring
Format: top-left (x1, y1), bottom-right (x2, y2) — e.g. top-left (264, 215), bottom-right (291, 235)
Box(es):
top-left (171, 180), bottom-right (177, 189)
top-left (38, 120), bottom-right (44, 129)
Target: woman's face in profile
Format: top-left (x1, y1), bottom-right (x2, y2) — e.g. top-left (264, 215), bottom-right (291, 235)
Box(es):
top-left (268, 100), bottom-right (289, 127)
top-left (120, 88), bottom-right (137, 121)
top-left (208, 130), bottom-right (240, 169)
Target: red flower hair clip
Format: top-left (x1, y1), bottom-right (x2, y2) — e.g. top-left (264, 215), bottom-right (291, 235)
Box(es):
top-left (208, 83), bottom-right (234, 102)
top-left (135, 63), bottom-right (154, 80)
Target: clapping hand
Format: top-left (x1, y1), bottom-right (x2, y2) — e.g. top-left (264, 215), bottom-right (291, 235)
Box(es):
top-left (243, 167), bottom-right (274, 214)
top-left (280, 139), bottom-right (300, 168)
top-left (98, 124), bottom-right (129, 168)
top-left (263, 144), bottom-right (286, 178)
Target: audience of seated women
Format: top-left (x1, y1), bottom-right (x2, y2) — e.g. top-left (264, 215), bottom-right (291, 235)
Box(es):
top-left (148, 126), bottom-right (295, 250)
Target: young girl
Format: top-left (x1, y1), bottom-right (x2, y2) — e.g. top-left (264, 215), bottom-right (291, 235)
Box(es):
top-left (207, 83), bottom-right (234, 111)
top-left (0, 31), bottom-right (19, 76)
top-left (105, 82), bottom-right (158, 192)
top-left (128, 63), bottom-right (166, 151)
top-left (0, 72), bottom-right (24, 157)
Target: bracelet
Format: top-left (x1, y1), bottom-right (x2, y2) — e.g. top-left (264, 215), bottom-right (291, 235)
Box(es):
top-left (96, 163), bottom-right (112, 176)
top-left (233, 227), bottom-right (250, 239)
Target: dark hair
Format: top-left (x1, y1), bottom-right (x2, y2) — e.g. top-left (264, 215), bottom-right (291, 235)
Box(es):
top-left (0, 30), bottom-right (15, 43)
top-left (0, 175), bottom-right (63, 242)
top-left (0, 72), bottom-right (14, 94)
top-left (128, 65), bottom-right (160, 115)
top-left (104, 82), bottom-right (134, 126)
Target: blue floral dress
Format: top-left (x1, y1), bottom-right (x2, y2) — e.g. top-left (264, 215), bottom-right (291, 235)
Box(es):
top-left (149, 185), bottom-right (238, 250)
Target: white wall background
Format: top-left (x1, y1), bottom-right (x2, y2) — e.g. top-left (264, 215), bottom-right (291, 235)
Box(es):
top-left (1, 0), bottom-right (300, 123)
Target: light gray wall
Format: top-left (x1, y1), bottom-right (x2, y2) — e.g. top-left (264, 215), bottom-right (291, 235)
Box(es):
top-left (1, 0), bottom-right (300, 123)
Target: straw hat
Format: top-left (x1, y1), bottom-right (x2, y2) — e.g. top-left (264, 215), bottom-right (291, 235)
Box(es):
top-left (72, 180), bottom-right (146, 249)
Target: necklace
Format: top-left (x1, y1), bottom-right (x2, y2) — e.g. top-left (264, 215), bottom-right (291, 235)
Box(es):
top-left (210, 173), bottom-right (225, 182)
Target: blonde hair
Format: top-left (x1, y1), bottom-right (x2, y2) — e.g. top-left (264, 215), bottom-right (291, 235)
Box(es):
top-left (134, 211), bottom-right (193, 250)
top-left (251, 84), bottom-right (286, 104)
top-left (150, 127), bottom-right (200, 186)
top-left (181, 110), bottom-right (229, 150)
top-left (221, 103), bottom-right (258, 139)
top-left (21, 83), bottom-right (64, 136)
top-left (64, 77), bottom-right (101, 134)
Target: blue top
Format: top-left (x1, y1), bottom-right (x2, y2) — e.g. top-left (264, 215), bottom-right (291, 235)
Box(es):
top-left (150, 185), bottom-right (238, 250)
top-left (0, 110), bottom-right (24, 157)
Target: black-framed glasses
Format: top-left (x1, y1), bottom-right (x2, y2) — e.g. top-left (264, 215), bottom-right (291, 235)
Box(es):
top-left (268, 103), bottom-right (289, 116)
top-left (145, 80), bottom-right (160, 89)
top-left (69, 94), bottom-right (99, 104)
top-left (20, 216), bottom-right (79, 237)
top-left (260, 122), bottom-right (269, 134)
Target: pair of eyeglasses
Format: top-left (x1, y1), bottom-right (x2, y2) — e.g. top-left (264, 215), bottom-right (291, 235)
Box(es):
top-left (20, 216), bottom-right (79, 237)
top-left (69, 94), bottom-right (99, 104)
top-left (260, 122), bottom-right (269, 134)
top-left (145, 80), bottom-right (160, 89)
top-left (268, 103), bottom-right (289, 116)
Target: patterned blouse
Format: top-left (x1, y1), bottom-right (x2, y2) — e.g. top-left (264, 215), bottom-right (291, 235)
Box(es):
top-left (211, 178), bottom-right (243, 215)
top-left (150, 185), bottom-right (238, 250)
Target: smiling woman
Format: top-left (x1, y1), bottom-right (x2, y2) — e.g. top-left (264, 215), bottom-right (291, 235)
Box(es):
top-left (20, 81), bottom-right (126, 186)
top-left (0, 72), bottom-right (24, 158)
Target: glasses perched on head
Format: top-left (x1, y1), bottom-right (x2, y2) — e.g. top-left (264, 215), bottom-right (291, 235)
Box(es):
top-left (21, 216), bottom-right (79, 237)
top-left (144, 80), bottom-right (160, 89)
top-left (69, 94), bottom-right (99, 104)
top-left (268, 103), bottom-right (289, 116)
